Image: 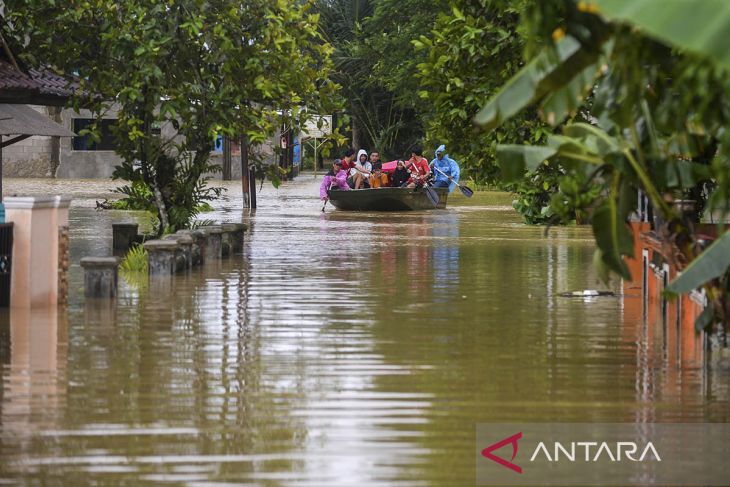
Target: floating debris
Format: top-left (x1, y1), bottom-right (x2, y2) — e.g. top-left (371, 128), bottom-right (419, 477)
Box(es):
top-left (559, 290), bottom-right (615, 298)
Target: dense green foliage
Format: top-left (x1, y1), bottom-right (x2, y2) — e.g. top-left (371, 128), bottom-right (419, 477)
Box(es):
top-left (316, 0), bottom-right (566, 221)
top-left (316, 0), bottom-right (447, 158)
top-left (479, 0), bottom-right (730, 335)
top-left (415, 0), bottom-right (581, 223)
top-left (416, 1), bottom-right (538, 180)
top-left (4, 0), bottom-right (339, 233)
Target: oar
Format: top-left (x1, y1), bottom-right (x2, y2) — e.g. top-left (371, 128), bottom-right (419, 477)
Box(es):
top-left (321, 182), bottom-right (333, 212)
top-left (423, 185), bottom-right (440, 207)
top-left (433, 166), bottom-right (474, 197)
top-left (405, 159), bottom-right (439, 207)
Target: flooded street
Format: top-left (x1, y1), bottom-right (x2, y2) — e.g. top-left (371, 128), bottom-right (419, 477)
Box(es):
top-left (1, 176), bottom-right (729, 485)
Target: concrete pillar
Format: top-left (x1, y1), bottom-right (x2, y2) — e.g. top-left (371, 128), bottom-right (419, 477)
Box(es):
top-left (222, 223), bottom-right (247, 253)
top-left (201, 226), bottom-right (222, 261)
top-left (112, 223), bottom-right (139, 256)
top-left (80, 257), bottom-right (120, 298)
top-left (163, 233), bottom-right (193, 271)
top-left (5, 196), bottom-right (71, 308)
top-left (220, 227), bottom-right (232, 257)
top-left (176, 230), bottom-right (206, 266)
top-left (143, 240), bottom-right (179, 276)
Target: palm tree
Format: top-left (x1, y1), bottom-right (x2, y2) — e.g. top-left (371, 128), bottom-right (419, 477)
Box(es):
top-left (315, 0), bottom-right (420, 157)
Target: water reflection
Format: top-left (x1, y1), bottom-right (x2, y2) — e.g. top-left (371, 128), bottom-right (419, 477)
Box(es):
top-left (0, 177), bottom-right (728, 485)
top-left (431, 212), bottom-right (460, 297)
top-left (0, 307), bottom-right (67, 446)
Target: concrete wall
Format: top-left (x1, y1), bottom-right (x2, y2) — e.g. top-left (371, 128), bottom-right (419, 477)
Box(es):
top-left (56, 107), bottom-right (123, 179)
top-left (3, 105), bottom-right (279, 179)
top-left (1, 105), bottom-right (54, 178)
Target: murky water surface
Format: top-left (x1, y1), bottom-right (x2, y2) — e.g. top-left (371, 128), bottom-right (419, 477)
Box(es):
top-left (1, 176), bottom-right (729, 485)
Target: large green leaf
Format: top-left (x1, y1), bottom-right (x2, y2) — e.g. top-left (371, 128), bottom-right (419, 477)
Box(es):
top-left (474, 35), bottom-right (601, 131)
top-left (666, 231), bottom-right (730, 294)
top-left (496, 145), bottom-right (557, 181)
top-left (541, 62), bottom-right (602, 126)
top-left (665, 159), bottom-right (712, 188)
top-left (595, 0), bottom-right (730, 70)
top-left (562, 123), bottom-right (622, 156)
top-left (592, 200), bottom-right (634, 280)
top-left (694, 305), bottom-right (715, 333)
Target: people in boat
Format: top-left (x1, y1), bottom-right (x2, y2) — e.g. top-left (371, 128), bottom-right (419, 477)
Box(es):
top-left (368, 150), bottom-right (383, 186)
top-left (369, 150), bottom-right (381, 167)
top-left (430, 144), bottom-right (460, 192)
top-left (340, 148), bottom-right (356, 176)
top-left (368, 162), bottom-right (389, 188)
top-left (405, 146), bottom-right (431, 188)
top-left (392, 160), bottom-right (410, 187)
top-left (319, 159), bottom-right (350, 200)
top-left (350, 149), bottom-right (372, 189)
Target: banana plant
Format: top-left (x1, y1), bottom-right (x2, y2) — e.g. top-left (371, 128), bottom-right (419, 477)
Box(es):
top-left (476, 0), bottom-right (730, 335)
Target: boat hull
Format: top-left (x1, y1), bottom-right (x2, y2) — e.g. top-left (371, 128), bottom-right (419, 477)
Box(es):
top-left (327, 187), bottom-right (449, 211)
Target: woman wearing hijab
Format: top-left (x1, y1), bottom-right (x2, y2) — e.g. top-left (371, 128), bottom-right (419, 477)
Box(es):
top-left (391, 160), bottom-right (410, 187)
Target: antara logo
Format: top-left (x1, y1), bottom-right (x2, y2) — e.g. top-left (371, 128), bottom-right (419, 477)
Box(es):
top-left (481, 432), bottom-right (523, 474)
top-left (481, 433), bottom-right (662, 474)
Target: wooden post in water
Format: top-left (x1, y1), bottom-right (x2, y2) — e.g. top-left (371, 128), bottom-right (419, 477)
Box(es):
top-left (222, 136), bottom-right (232, 180)
top-left (249, 167), bottom-right (257, 209)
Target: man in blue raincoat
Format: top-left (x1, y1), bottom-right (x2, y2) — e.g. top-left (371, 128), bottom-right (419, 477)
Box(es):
top-left (430, 144), bottom-right (460, 192)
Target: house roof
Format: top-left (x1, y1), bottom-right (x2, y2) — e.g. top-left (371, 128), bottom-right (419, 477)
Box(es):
top-left (0, 104), bottom-right (75, 137)
top-left (0, 25), bottom-right (77, 106)
top-left (0, 58), bottom-right (76, 106)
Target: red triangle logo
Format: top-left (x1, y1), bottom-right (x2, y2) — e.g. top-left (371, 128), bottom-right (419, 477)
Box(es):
top-left (481, 432), bottom-right (523, 474)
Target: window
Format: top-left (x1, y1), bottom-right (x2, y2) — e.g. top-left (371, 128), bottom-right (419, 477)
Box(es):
top-left (73, 119), bottom-right (117, 151)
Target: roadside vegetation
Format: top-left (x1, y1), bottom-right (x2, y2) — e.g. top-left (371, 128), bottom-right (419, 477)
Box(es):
top-left (476, 0), bottom-right (730, 334)
top-left (4, 0), bottom-right (340, 234)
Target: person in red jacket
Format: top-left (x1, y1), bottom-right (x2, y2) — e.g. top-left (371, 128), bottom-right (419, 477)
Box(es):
top-left (405, 146), bottom-right (431, 188)
top-left (340, 148), bottom-right (356, 182)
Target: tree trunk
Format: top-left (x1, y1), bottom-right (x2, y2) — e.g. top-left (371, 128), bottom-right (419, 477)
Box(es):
top-left (140, 85), bottom-right (169, 235)
top-left (351, 115), bottom-right (361, 150)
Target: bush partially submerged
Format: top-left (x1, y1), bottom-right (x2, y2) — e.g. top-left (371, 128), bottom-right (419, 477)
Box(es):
top-left (120, 244), bottom-right (148, 274)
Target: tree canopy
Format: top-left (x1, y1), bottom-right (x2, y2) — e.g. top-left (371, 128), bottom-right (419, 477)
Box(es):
top-left (315, 0), bottom-right (447, 159)
top-left (4, 0), bottom-right (339, 232)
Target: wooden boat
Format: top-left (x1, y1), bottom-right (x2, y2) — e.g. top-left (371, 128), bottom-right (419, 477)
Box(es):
top-left (327, 187), bottom-right (449, 211)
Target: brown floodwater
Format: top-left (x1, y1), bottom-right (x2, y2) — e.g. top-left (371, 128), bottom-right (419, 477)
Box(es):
top-left (0, 176), bottom-right (728, 485)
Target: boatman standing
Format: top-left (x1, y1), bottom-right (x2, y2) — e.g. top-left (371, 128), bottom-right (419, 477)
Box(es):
top-left (430, 144), bottom-right (460, 192)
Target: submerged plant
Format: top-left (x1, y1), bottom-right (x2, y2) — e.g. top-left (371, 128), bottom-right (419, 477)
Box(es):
top-left (120, 244), bottom-right (148, 274)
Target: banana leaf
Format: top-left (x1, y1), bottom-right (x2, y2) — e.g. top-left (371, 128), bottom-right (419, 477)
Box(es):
top-left (541, 62), bottom-right (602, 126)
top-left (595, 0), bottom-right (730, 70)
top-left (474, 35), bottom-right (601, 131)
top-left (666, 231), bottom-right (730, 294)
top-left (495, 145), bottom-right (557, 181)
